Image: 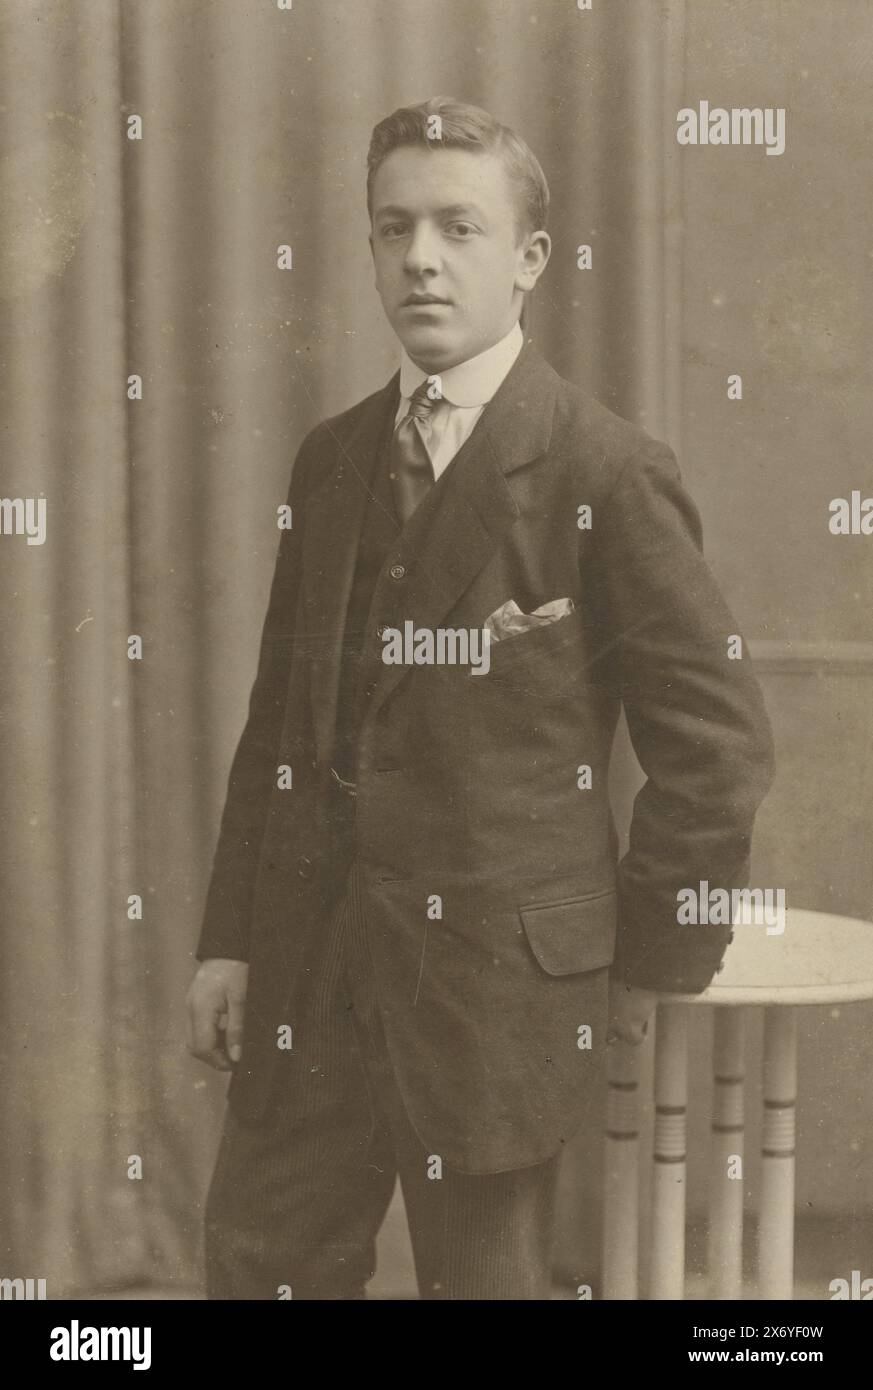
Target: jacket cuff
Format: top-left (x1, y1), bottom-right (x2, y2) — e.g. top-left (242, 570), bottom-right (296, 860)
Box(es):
top-left (195, 883), bottom-right (252, 963)
top-left (612, 929), bottom-right (732, 995)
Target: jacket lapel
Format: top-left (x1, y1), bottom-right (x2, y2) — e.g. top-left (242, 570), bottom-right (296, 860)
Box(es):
top-left (368, 340), bottom-right (558, 715)
top-left (304, 375), bottom-right (399, 764)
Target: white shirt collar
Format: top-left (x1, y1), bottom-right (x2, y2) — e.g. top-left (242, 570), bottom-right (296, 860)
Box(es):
top-left (398, 319), bottom-right (523, 408)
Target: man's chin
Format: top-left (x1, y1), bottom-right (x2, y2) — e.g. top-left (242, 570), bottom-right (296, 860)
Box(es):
top-left (395, 329), bottom-right (467, 372)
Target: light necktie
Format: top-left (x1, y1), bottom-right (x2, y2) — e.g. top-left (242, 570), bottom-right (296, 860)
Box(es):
top-left (389, 380), bottom-right (442, 524)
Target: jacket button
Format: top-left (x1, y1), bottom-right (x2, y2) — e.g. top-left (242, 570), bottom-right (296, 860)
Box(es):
top-left (297, 855), bottom-right (314, 879)
top-left (389, 563), bottom-right (406, 581)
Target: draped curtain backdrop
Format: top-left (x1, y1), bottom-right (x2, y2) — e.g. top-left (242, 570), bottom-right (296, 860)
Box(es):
top-left (0, 0), bottom-right (684, 1295)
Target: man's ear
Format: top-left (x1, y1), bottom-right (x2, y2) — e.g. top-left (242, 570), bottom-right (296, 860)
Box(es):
top-left (515, 230), bottom-right (551, 293)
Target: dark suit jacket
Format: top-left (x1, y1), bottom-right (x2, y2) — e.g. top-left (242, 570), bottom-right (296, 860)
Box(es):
top-left (197, 340), bottom-right (775, 1172)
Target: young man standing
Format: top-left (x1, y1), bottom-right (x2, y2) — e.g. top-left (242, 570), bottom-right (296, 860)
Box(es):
top-left (187, 98), bottom-right (774, 1300)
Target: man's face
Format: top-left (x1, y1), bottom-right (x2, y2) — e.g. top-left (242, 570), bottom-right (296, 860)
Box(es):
top-left (369, 145), bottom-right (548, 372)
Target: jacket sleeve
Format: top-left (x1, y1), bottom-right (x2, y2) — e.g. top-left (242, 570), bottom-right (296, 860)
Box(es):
top-left (592, 438), bottom-right (776, 993)
top-left (195, 423), bottom-right (327, 963)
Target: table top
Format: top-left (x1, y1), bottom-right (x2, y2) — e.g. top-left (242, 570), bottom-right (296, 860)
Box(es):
top-left (659, 908), bottom-right (873, 1006)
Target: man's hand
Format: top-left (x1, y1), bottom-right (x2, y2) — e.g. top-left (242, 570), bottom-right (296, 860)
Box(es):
top-left (186, 959), bottom-right (249, 1071)
top-left (607, 977), bottom-right (657, 1047)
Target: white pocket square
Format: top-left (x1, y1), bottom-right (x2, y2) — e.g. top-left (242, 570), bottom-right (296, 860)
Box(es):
top-left (484, 597), bottom-right (575, 643)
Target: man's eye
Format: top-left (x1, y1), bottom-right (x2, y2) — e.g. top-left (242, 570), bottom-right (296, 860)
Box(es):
top-left (447, 222), bottom-right (477, 237)
top-left (381, 224), bottom-right (408, 239)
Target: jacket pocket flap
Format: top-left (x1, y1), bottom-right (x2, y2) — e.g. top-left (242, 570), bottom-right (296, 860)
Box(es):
top-left (520, 891), bottom-right (617, 976)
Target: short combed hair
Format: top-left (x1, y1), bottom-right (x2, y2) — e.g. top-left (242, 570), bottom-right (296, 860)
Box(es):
top-left (366, 96), bottom-right (549, 242)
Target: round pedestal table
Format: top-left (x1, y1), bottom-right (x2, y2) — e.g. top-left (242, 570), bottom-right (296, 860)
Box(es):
top-left (602, 909), bottom-right (873, 1300)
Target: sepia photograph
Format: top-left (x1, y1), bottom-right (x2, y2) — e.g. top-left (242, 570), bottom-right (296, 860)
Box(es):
top-left (1, 0), bottom-right (871, 1350)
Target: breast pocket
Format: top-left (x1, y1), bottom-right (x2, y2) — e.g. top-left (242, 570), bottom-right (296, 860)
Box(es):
top-left (474, 608), bottom-right (588, 691)
top-left (519, 888), bottom-right (617, 975)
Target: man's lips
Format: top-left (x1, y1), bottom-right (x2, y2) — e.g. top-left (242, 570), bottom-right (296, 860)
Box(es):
top-left (402, 294), bottom-right (452, 306)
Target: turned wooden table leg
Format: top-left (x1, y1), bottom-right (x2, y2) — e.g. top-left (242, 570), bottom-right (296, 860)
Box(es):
top-left (650, 1004), bottom-right (688, 1300)
top-left (603, 1039), bottom-right (642, 1299)
top-left (708, 1008), bottom-right (746, 1299)
top-left (758, 1006), bottom-right (797, 1300)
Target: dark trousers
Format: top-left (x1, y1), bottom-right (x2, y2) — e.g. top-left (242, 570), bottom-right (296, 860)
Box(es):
top-left (204, 857), bottom-right (561, 1300)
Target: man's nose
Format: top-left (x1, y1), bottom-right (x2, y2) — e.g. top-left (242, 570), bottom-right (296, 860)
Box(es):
top-left (403, 224), bottom-right (441, 276)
